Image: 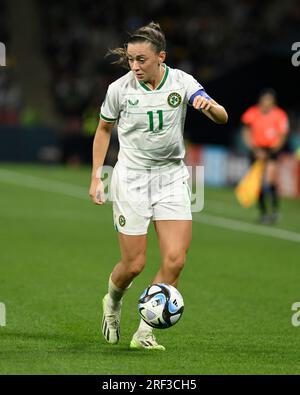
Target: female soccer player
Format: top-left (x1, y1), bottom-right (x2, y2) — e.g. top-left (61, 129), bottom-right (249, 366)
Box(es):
top-left (241, 89), bottom-right (289, 223)
top-left (89, 22), bottom-right (228, 350)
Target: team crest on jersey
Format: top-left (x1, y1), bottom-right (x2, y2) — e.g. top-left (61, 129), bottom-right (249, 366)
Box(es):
top-left (128, 99), bottom-right (139, 106)
top-left (167, 92), bottom-right (182, 108)
top-left (119, 215), bottom-right (126, 227)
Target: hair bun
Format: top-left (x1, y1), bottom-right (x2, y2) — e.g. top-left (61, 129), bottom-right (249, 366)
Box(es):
top-left (148, 22), bottom-right (161, 32)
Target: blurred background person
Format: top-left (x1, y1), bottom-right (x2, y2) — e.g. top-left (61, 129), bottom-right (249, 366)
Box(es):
top-left (241, 89), bottom-right (289, 223)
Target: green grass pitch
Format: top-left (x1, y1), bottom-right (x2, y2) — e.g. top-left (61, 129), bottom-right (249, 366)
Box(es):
top-left (0, 164), bottom-right (300, 374)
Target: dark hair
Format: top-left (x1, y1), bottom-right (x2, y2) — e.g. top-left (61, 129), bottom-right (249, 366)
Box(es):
top-left (258, 88), bottom-right (277, 100)
top-left (107, 22), bottom-right (166, 69)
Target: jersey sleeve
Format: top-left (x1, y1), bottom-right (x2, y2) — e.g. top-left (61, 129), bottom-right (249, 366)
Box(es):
top-left (277, 109), bottom-right (289, 135)
top-left (241, 106), bottom-right (256, 125)
top-left (100, 83), bottom-right (120, 122)
top-left (178, 70), bottom-right (211, 104)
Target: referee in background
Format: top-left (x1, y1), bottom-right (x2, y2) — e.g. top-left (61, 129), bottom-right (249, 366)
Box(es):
top-left (241, 89), bottom-right (289, 224)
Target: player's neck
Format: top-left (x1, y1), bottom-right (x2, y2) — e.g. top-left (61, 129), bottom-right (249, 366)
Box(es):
top-left (145, 65), bottom-right (165, 90)
top-left (259, 104), bottom-right (275, 114)
top-left (261, 108), bottom-right (273, 114)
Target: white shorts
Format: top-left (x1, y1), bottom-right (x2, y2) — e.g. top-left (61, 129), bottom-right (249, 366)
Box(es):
top-left (110, 161), bottom-right (192, 235)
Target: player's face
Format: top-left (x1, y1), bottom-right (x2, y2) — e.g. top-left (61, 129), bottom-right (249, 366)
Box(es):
top-left (127, 42), bottom-right (166, 83)
top-left (258, 94), bottom-right (276, 113)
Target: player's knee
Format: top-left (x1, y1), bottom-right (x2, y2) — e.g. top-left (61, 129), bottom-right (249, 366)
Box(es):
top-left (163, 251), bottom-right (186, 275)
top-left (127, 255), bottom-right (146, 278)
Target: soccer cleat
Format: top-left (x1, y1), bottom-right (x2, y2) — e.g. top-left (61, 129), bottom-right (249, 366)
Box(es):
top-left (130, 331), bottom-right (166, 351)
top-left (257, 214), bottom-right (270, 225)
top-left (101, 294), bottom-right (121, 344)
top-left (269, 211), bottom-right (281, 224)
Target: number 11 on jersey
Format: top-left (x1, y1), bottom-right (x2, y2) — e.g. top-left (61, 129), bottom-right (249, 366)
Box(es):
top-left (147, 110), bottom-right (164, 132)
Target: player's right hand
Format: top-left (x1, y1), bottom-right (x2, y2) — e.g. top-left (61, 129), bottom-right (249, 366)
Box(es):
top-left (89, 178), bottom-right (105, 205)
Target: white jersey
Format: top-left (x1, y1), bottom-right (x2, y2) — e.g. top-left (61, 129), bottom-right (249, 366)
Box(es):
top-left (100, 64), bottom-right (205, 169)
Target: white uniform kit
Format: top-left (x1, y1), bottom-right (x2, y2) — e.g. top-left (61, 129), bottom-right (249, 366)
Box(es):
top-left (100, 64), bottom-right (207, 235)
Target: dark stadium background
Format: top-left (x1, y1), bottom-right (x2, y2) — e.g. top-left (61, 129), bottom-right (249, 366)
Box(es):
top-left (1, 0), bottom-right (300, 162)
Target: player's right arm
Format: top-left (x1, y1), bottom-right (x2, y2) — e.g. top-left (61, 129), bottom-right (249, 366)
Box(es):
top-left (242, 125), bottom-right (266, 159)
top-left (242, 125), bottom-right (252, 149)
top-left (89, 119), bottom-right (115, 205)
top-left (90, 81), bottom-right (120, 204)
top-left (242, 123), bottom-right (266, 159)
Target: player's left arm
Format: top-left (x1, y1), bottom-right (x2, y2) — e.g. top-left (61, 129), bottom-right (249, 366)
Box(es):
top-left (192, 96), bottom-right (228, 124)
top-left (272, 133), bottom-right (287, 152)
top-left (272, 110), bottom-right (290, 152)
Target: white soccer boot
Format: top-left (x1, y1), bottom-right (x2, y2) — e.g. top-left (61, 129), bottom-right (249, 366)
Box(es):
top-left (101, 294), bottom-right (121, 344)
top-left (130, 331), bottom-right (166, 351)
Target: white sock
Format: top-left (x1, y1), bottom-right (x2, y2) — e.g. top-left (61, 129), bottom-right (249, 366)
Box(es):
top-left (137, 319), bottom-right (153, 334)
top-left (107, 275), bottom-right (131, 310)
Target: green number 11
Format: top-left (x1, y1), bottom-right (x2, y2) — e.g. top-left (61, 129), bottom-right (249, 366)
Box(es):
top-left (147, 110), bottom-right (163, 132)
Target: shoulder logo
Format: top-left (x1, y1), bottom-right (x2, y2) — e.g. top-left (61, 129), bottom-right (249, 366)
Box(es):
top-left (168, 92), bottom-right (182, 108)
top-left (119, 215), bottom-right (126, 227)
top-left (128, 99), bottom-right (139, 106)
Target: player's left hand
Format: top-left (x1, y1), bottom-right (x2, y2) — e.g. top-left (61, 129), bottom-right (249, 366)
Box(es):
top-left (192, 96), bottom-right (213, 111)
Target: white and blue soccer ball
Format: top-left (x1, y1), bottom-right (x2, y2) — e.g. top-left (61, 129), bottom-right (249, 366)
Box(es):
top-left (138, 283), bottom-right (184, 329)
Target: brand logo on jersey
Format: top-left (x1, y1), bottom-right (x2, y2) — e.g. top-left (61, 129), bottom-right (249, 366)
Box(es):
top-left (128, 99), bottom-right (139, 106)
top-left (168, 92), bottom-right (182, 108)
top-left (119, 215), bottom-right (126, 227)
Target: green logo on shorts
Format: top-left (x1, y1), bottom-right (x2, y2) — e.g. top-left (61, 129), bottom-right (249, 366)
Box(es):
top-left (168, 92), bottom-right (182, 108)
top-left (119, 215), bottom-right (126, 227)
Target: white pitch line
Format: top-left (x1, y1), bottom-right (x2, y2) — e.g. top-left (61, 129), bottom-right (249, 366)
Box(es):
top-left (194, 213), bottom-right (300, 243)
top-left (1, 168), bottom-right (300, 244)
top-left (0, 168), bottom-right (87, 200)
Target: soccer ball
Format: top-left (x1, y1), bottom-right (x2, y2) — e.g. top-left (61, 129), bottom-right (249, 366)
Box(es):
top-left (138, 283), bottom-right (184, 329)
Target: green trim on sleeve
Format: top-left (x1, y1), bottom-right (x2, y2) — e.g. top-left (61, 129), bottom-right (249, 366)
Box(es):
top-left (99, 113), bottom-right (118, 122)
